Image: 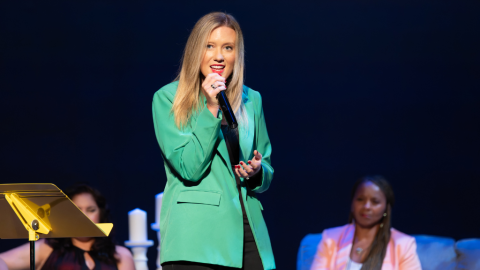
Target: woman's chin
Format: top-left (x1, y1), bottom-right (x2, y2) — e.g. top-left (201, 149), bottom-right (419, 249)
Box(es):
top-left (355, 219), bottom-right (381, 229)
top-left (73, 237), bottom-right (93, 242)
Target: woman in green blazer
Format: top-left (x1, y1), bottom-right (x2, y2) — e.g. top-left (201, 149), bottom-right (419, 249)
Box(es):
top-left (152, 12), bottom-right (275, 270)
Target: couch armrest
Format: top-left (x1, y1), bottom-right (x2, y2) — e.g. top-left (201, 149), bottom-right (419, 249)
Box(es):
top-left (297, 233), bottom-right (323, 270)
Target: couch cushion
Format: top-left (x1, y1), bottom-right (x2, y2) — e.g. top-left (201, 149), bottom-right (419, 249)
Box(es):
top-left (297, 233), bottom-right (322, 270)
top-left (455, 238), bottom-right (480, 270)
top-left (413, 235), bottom-right (456, 270)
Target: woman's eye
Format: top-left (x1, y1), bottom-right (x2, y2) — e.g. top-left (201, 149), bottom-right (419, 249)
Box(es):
top-left (206, 45), bottom-right (213, 49)
top-left (225, 46), bottom-right (233, 51)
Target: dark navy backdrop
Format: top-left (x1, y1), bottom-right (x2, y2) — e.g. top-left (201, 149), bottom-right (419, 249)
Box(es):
top-left (1, 1), bottom-right (479, 269)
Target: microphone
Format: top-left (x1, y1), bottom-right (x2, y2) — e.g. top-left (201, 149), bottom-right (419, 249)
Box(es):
top-left (217, 91), bottom-right (238, 129)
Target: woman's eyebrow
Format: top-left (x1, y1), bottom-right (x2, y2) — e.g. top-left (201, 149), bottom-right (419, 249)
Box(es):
top-left (207, 41), bottom-right (234, 45)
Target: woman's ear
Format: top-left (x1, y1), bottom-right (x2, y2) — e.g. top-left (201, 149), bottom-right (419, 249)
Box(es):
top-left (384, 203), bottom-right (390, 216)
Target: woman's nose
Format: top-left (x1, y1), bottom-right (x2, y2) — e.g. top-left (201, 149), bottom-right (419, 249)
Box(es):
top-left (364, 201), bottom-right (371, 209)
top-left (214, 49), bottom-right (224, 61)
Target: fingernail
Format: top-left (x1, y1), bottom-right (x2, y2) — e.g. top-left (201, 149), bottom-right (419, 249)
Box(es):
top-left (240, 161), bottom-right (244, 165)
top-left (248, 161), bottom-right (252, 164)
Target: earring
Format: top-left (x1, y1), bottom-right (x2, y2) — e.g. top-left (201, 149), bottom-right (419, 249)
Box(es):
top-left (380, 213), bottom-right (387, 228)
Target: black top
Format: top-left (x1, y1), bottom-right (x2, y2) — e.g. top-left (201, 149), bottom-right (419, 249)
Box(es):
top-left (221, 125), bottom-right (249, 226)
top-left (220, 124), bottom-right (262, 226)
top-left (221, 125), bottom-right (241, 167)
top-left (221, 125), bottom-right (262, 190)
top-left (41, 245), bottom-right (118, 270)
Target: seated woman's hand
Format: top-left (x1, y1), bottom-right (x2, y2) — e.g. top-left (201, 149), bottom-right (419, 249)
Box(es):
top-left (235, 150), bottom-right (262, 179)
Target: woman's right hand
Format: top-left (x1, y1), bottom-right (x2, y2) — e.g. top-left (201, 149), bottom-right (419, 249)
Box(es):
top-left (201, 73), bottom-right (226, 115)
top-left (0, 239), bottom-right (52, 270)
top-left (0, 257), bottom-right (7, 270)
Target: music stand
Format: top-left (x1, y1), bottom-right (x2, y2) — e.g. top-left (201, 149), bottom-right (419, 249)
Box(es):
top-left (0, 183), bottom-right (113, 270)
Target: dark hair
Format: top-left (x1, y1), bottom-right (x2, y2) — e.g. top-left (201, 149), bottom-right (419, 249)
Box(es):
top-left (46, 184), bottom-right (118, 265)
top-left (348, 175), bottom-right (395, 270)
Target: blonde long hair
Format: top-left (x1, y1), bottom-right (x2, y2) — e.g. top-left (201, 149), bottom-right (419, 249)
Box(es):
top-left (172, 12), bottom-right (246, 129)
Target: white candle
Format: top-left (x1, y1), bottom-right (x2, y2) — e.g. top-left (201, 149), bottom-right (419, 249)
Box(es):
top-left (128, 208), bottom-right (147, 242)
top-left (155, 192), bottom-right (164, 225)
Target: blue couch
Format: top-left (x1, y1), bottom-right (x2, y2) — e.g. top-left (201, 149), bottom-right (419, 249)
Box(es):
top-left (297, 233), bottom-right (480, 270)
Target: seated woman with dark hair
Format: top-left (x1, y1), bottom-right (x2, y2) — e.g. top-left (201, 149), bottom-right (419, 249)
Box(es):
top-left (310, 176), bottom-right (422, 270)
top-left (0, 184), bottom-right (135, 270)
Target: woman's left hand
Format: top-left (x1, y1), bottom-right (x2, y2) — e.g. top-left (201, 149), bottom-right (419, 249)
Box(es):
top-left (235, 150), bottom-right (262, 179)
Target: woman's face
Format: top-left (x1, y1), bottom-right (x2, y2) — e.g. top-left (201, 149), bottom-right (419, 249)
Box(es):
top-left (72, 193), bottom-right (100, 224)
top-left (351, 181), bottom-right (387, 228)
top-left (200, 26), bottom-right (236, 80)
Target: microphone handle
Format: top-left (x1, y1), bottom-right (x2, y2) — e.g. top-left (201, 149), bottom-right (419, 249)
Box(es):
top-left (216, 91), bottom-right (238, 129)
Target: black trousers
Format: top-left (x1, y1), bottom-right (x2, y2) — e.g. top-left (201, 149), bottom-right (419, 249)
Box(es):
top-left (162, 219), bottom-right (263, 270)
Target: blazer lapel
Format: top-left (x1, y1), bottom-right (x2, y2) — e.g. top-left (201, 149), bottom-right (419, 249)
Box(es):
top-left (217, 130), bottom-right (234, 178)
top-left (336, 224), bottom-right (355, 269)
top-left (239, 90), bottom-right (255, 163)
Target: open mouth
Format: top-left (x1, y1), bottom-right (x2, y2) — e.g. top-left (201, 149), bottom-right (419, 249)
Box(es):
top-left (210, 65), bottom-right (225, 75)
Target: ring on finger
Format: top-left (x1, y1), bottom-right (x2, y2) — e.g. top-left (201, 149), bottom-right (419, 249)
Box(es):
top-left (211, 84), bottom-right (217, 89)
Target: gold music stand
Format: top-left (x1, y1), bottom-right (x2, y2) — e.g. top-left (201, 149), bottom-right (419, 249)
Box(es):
top-left (0, 183), bottom-right (113, 270)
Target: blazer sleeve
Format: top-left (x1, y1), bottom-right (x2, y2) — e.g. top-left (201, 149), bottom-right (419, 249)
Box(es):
top-left (310, 230), bottom-right (332, 270)
top-left (250, 91), bottom-right (274, 193)
top-left (399, 237), bottom-right (422, 270)
top-left (152, 88), bottom-right (222, 182)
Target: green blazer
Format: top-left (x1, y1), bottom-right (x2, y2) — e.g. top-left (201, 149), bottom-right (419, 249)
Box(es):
top-left (152, 81), bottom-right (275, 269)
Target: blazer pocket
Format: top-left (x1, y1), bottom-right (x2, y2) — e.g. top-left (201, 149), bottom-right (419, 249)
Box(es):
top-left (177, 190), bottom-right (221, 206)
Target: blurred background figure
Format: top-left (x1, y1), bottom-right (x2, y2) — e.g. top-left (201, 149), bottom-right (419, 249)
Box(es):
top-left (0, 184), bottom-right (135, 270)
top-left (310, 176), bottom-right (421, 270)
